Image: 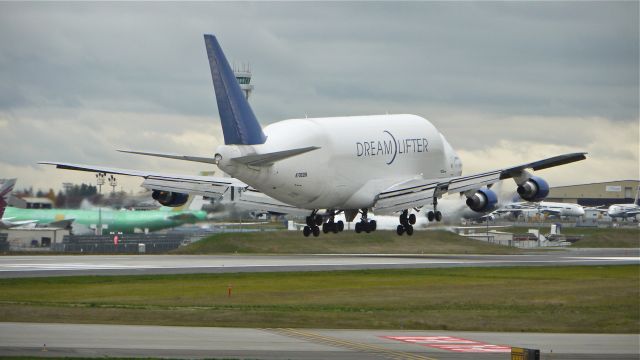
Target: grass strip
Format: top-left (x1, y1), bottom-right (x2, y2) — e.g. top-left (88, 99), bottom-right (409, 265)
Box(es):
top-left (0, 265), bottom-right (637, 333)
top-left (172, 230), bottom-right (525, 254)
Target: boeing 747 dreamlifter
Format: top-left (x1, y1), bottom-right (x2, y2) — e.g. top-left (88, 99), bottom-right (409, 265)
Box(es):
top-left (42, 35), bottom-right (587, 236)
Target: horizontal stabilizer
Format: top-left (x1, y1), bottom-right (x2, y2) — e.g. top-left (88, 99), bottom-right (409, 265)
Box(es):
top-left (118, 150), bottom-right (218, 165)
top-left (231, 146), bottom-right (320, 166)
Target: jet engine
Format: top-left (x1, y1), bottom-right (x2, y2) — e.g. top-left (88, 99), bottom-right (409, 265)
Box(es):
top-left (152, 190), bottom-right (189, 207)
top-left (466, 188), bottom-right (498, 213)
top-left (517, 176), bottom-right (549, 202)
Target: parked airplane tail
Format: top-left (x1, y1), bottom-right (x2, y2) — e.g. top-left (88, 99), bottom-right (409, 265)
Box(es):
top-left (204, 34), bottom-right (266, 146)
top-left (0, 178), bottom-right (17, 219)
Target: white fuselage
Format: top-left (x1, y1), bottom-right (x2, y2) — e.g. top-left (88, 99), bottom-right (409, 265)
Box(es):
top-left (607, 204), bottom-right (640, 218)
top-left (216, 114), bottom-right (462, 210)
top-left (537, 201), bottom-right (585, 217)
top-left (501, 201), bottom-right (585, 218)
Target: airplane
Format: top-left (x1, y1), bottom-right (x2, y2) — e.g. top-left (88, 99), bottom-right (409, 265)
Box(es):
top-left (493, 198), bottom-right (585, 219)
top-left (2, 206), bottom-right (208, 235)
top-left (1, 179), bottom-right (207, 234)
top-left (40, 34), bottom-right (588, 237)
top-left (0, 179), bottom-right (39, 229)
top-left (605, 186), bottom-right (640, 220)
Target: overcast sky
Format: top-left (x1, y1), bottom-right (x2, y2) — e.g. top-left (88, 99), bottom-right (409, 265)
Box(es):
top-left (1, 1), bottom-right (638, 193)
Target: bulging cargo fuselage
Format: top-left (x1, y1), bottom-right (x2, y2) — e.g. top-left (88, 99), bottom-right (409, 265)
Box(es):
top-left (216, 114), bottom-right (462, 210)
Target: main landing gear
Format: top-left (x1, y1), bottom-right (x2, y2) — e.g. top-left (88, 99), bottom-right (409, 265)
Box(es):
top-left (355, 208), bottom-right (377, 234)
top-left (322, 211), bottom-right (345, 234)
top-left (397, 209), bottom-right (416, 236)
top-left (303, 212), bottom-right (322, 237)
top-left (303, 210), bottom-right (346, 237)
top-left (427, 198), bottom-right (442, 222)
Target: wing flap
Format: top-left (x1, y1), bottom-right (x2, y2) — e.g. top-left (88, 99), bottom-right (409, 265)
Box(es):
top-left (235, 188), bottom-right (311, 216)
top-left (374, 179), bottom-right (441, 213)
top-left (142, 176), bottom-right (231, 198)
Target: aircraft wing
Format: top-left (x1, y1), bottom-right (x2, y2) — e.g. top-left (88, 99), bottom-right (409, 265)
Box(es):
top-left (374, 152), bottom-right (586, 213)
top-left (236, 188), bottom-right (311, 216)
top-left (39, 162), bottom-right (246, 198)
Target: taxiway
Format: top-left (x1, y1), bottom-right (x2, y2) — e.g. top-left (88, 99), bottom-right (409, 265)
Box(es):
top-left (0, 322), bottom-right (637, 360)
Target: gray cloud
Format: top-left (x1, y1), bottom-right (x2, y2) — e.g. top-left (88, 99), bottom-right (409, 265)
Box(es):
top-left (0, 1), bottom-right (638, 191)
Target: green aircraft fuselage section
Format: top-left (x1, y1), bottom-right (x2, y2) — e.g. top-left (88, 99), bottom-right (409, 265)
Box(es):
top-left (2, 207), bottom-right (207, 233)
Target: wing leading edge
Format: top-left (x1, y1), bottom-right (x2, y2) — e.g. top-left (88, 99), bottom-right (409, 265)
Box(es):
top-left (38, 162), bottom-right (245, 198)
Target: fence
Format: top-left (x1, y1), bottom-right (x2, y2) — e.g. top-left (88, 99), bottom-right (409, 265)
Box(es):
top-left (52, 233), bottom-right (198, 254)
top-left (0, 233), bottom-right (8, 252)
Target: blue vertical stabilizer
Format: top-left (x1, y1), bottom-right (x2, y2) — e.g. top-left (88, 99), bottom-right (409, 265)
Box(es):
top-left (204, 34), bottom-right (266, 145)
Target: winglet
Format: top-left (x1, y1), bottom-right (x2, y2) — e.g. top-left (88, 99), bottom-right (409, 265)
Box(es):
top-left (204, 34), bottom-right (266, 145)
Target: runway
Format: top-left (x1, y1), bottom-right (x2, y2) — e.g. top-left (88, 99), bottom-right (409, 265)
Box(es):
top-left (1, 248), bottom-right (638, 278)
top-left (0, 322), bottom-right (637, 360)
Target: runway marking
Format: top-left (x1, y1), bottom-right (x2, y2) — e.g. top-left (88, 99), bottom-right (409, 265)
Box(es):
top-left (567, 257), bottom-right (640, 261)
top-left (384, 335), bottom-right (511, 353)
top-left (267, 328), bottom-right (437, 360)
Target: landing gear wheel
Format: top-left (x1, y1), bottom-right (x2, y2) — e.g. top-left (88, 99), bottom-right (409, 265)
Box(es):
top-left (306, 216), bottom-right (314, 227)
top-left (315, 215), bottom-right (323, 226)
top-left (435, 211), bottom-right (442, 222)
top-left (400, 212), bottom-right (408, 226)
top-left (322, 223), bottom-right (330, 234)
top-left (355, 222), bottom-right (362, 233)
top-left (408, 213), bottom-right (416, 225)
top-left (312, 226), bottom-right (320, 237)
top-left (405, 224), bottom-right (414, 236)
top-left (337, 220), bottom-right (344, 232)
top-left (427, 211), bottom-right (435, 222)
top-left (396, 225), bottom-right (405, 236)
top-left (332, 223), bottom-right (339, 233)
top-left (364, 221), bottom-right (371, 233)
top-left (369, 220), bottom-right (377, 231)
top-left (303, 226), bottom-right (311, 237)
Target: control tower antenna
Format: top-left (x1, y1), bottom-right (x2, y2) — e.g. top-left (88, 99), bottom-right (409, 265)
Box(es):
top-left (234, 62), bottom-right (254, 100)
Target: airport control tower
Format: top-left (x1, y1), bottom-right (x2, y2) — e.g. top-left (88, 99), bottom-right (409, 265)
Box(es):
top-left (234, 63), bottom-right (254, 100)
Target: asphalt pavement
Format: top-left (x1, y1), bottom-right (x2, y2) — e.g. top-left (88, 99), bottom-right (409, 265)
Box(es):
top-left (0, 248), bottom-right (637, 278)
top-left (0, 322), bottom-right (637, 360)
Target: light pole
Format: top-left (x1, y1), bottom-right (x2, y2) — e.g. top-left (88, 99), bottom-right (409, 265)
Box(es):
top-left (108, 175), bottom-right (117, 194)
top-left (96, 173), bottom-right (105, 235)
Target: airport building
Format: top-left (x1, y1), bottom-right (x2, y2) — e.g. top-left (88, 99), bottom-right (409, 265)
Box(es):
top-left (547, 180), bottom-right (640, 206)
top-left (8, 196), bottom-right (54, 209)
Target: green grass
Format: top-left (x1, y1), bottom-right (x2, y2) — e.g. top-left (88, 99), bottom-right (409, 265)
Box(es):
top-left (173, 230), bottom-right (523, 254)
top-left (510, 227), bottom-right (640, 248)
top-left (0, 265), bottom-right (637, 333)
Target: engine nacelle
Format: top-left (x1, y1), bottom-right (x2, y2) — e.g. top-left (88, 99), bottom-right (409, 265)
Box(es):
top-left (466, 188), bottom-right (498, 213)
top-left (152, 190), bottom-right (189, 207)
top-left (517, 176), bottom-right (549, 202)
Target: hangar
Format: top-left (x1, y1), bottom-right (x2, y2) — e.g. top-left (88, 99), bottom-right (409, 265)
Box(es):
top-left (547, 180), bottom-right (640, 206)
